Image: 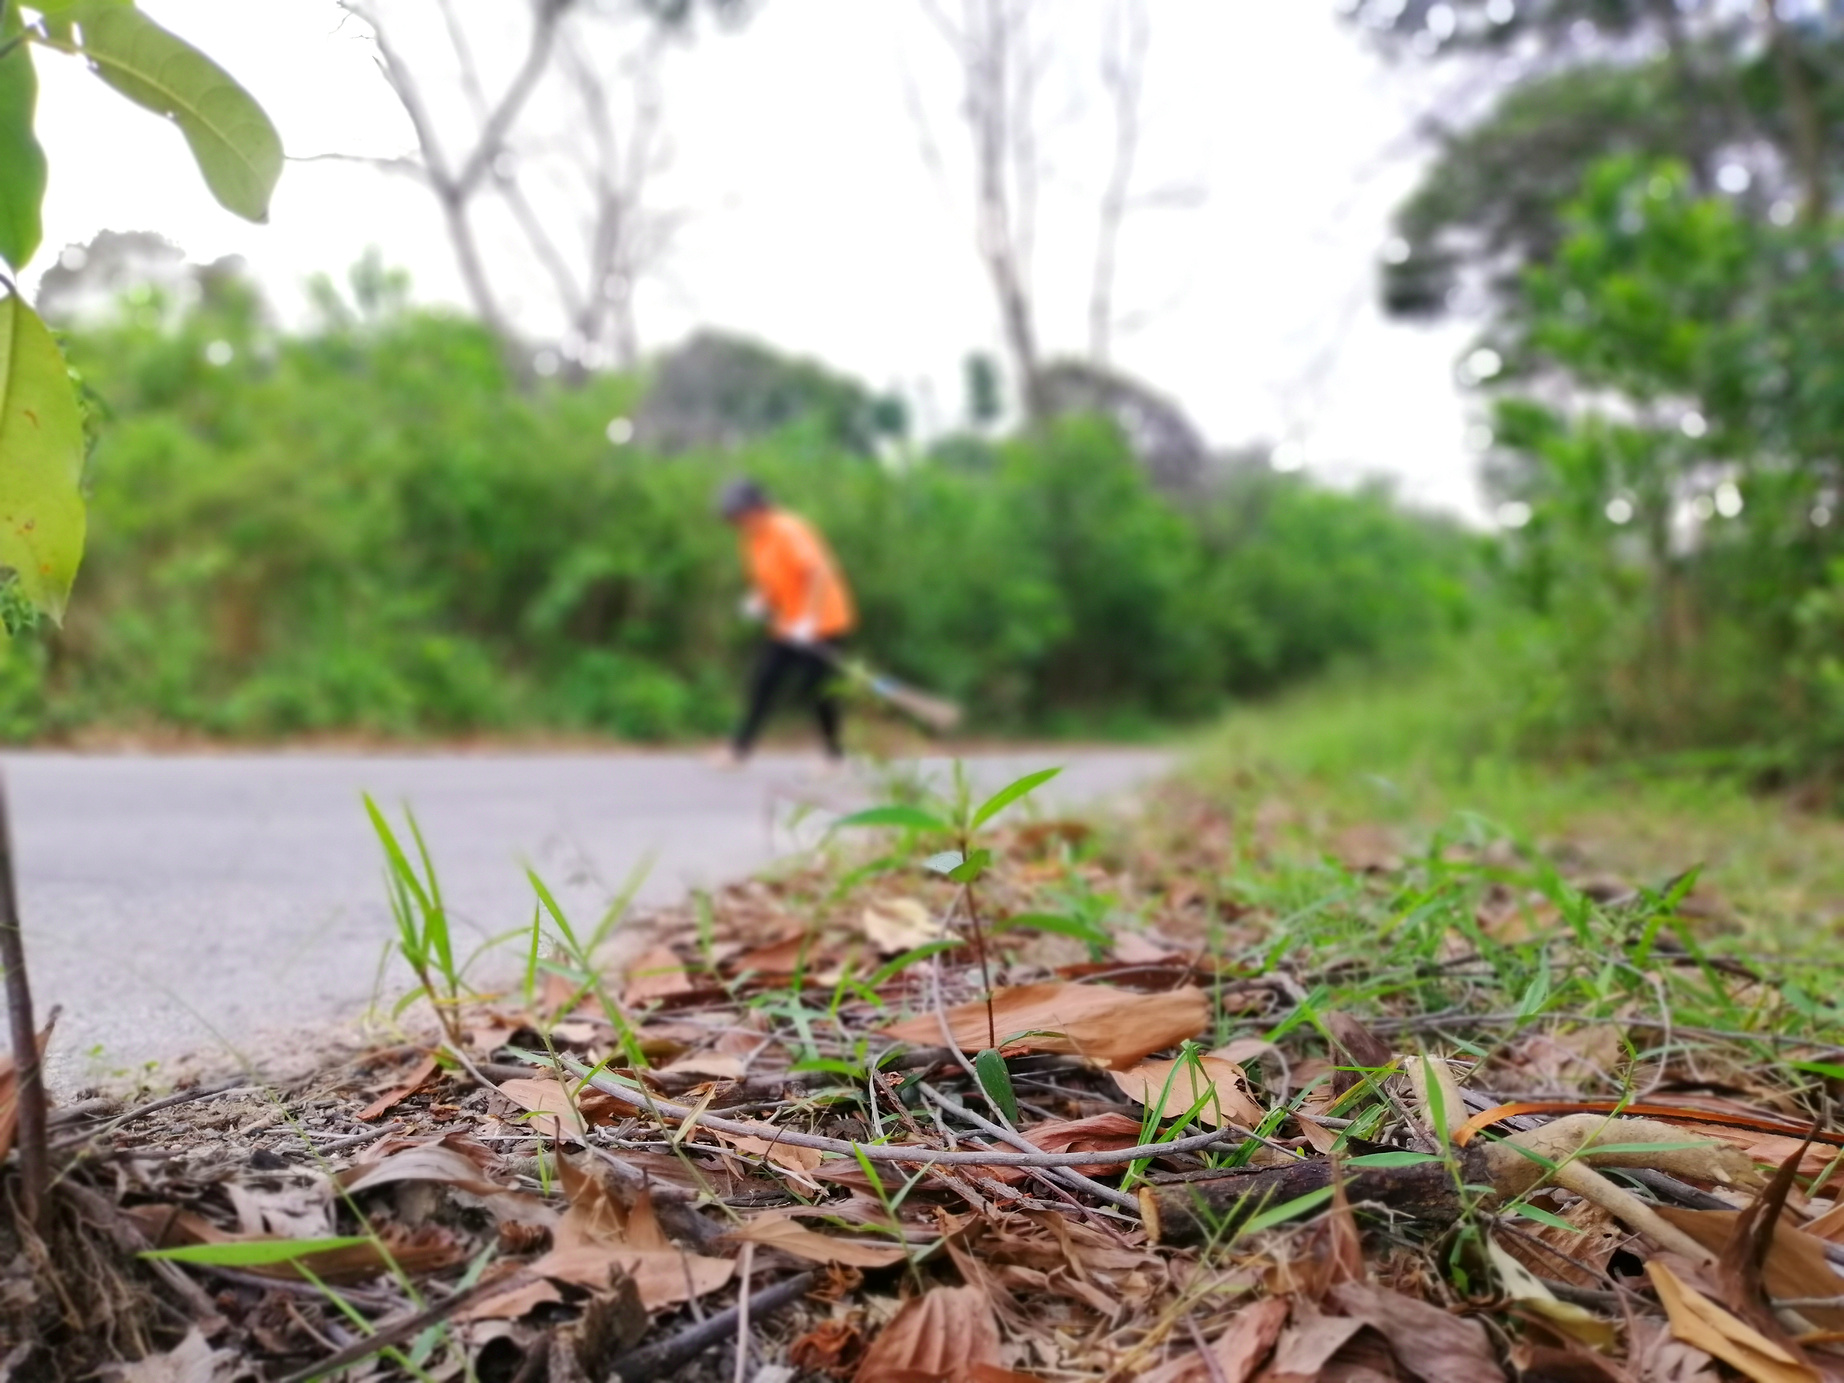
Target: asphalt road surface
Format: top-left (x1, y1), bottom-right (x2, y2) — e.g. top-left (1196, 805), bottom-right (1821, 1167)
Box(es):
top-left (0, 750), bottom-right (1168, 1091)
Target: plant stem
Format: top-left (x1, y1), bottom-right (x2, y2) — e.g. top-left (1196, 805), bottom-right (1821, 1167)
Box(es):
top-left (0, 772), bottom-right (48, 1232)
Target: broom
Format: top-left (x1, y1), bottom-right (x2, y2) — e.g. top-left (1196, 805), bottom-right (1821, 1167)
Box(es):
top-left (815, 646), bottom-right (962, 734)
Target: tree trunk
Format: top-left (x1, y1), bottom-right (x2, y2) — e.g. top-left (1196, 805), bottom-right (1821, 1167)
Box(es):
top-left (1761, 0), bottom-right (1829, 225)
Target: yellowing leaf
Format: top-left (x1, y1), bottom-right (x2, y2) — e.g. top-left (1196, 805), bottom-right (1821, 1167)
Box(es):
top-left (1645, 1260), bottom-right (1818, 1383)
top-left (1112, 1055), bottom-right (1265, 1128)
top-left (74, 4), bottom-right (283, 222)
top-left (861, 897), bottom-right (940, 954)
top-left (724, 1213), bottom-right (908, 1268)
top-left (496, 1076), bottom-right (587, 1142)
top-left (0, 291), bottom-right (85, 621)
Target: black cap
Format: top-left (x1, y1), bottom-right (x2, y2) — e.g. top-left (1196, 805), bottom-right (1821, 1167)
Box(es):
top-left (716, 477), bottom-right (769, 520)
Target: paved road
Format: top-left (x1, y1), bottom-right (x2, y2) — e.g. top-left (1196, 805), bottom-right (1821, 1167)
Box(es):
top-left (0, 750), bottom-right (1168, 1091)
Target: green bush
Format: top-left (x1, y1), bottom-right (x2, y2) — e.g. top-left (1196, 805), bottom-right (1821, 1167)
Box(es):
top-left (15, 278), bottom-right (1476, 743)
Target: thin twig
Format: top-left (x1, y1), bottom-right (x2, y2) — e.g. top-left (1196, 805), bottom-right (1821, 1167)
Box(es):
top-left (732, 1243), bottom-right (755, 1383)
top-left (549, 1054), bottom-right (1252, 1168)
top-left (613, 1271), bottom-right (815, 1383)
top-left (0, 772), bottom-right (48, 1232)
top-left (917, 1083), bottom-right (1139, 1211)
top-left (275, 1270), bottom-right (536, 1383)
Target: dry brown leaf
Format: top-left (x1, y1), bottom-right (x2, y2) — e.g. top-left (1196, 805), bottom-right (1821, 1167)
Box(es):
top-left (339, 1140), bottom-right (511, 1198)
top-left (862, 898), bottom-right (942, 954)
top-left (0, 1021), bottom-right (54, 1165)
top-left (1209, 1296), bottom-right (1290, 1383)
top-left (1265, 1301), bottom-right (1369, 1378)
top-left (1803, 1201), bottom-right (1844, 1241)
top-left (714, 1125), bottom-right (826, 1174)
top-left (1295, 1114), bottom-right (1341, 1153)
top-left (1497, 1195), bottom-right (1626, 1289)
top-left (1111, 1055), bottom-right (1265, 1128)
top-left (724, 1213), bottom-right (908, 1268)
top-left (1212, 1036), bottom-right (1277, 1067)
top-left (622, 945), bottom-right (695, 1007)
top-left (1111, 930), bottom-right (1180, 963)
top-left (1652, 1207), bottom-right (1844, 1331)
top-left (660, 1052), bottom-right (748, 1081)
top-left (731, 934), bottom-right (812, 977)
top-left (1020, 1112), bottom-right (1146, 1174)
top-left (1644, 1260), bottom-right (1818, 1383)
top-left (496, 1077), bottom-right (588, 1141)
top-left (1629, 1318), bottom-right (1723, 1383)
top-left (357, 1052), bottom-right (438, 1122)
top-left (853, 1285), bottom-right (1003, 1383)
top-left (468, 1159), bottom-right (733, 1318)
top-left (1327, 1281), bottom-right (1505, 1383)
top-left (882, 982), bottom-right (1209, 1069)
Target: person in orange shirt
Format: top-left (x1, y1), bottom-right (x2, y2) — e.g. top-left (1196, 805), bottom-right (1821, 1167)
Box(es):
top-left (716, 478), bottom-right (857, 763)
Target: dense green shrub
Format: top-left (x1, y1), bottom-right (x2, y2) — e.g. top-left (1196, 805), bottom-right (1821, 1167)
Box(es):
top-left (0, 281), bottom-right (1476, 743)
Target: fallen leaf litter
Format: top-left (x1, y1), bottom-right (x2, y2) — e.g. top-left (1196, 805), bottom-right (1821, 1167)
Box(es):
top-left (6, 787), bottom-right (1844, 1382)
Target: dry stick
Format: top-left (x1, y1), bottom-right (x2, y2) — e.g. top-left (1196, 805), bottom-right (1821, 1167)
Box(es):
top-left (0, 772), bottom-right (48, 1232)
top-left (274, 1269), bottom-right (537, 1383)
top-left (612, 1271), bottom-right (816, 1383)
top-left (549, 1055), bottom-right (1246, 1167)
top-left (731, 1243), bottom-right (755, 1383)
top-left (917, 1083), bottom-right (1139, 1212)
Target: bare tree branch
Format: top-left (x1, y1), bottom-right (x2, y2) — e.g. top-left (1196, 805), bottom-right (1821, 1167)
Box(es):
top-left (1089, 0), bottom-right (1148, 366)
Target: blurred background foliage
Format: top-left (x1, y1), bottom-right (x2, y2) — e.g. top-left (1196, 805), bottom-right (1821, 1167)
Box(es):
top-left (21, 0), bottom-right (1844, 789)
top-left (0, 254), bottom-right (1475, 744)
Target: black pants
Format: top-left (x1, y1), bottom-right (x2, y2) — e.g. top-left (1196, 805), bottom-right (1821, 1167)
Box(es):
top-left (733, 639), bottom-right (845, 758)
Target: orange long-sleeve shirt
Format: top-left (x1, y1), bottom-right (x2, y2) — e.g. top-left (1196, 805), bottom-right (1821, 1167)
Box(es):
top-left (741, 508), bottom-right (856, 640)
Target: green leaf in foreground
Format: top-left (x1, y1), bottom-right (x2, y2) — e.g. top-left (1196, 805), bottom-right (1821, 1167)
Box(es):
top-left (833, 805), bottom-right (951, 833)
top-left (991, 912), bottom-right (1112, 947)
top-left (0, 291), bottom-right (87, 621)
top-left (141, 1235), bottom-right (374, 1267)
top-left (1342, 1150), bottom-right (1443, 1167)
top-left (74, 4), bottom-right (283, 222)
top-left (974, 1047), bottom-right (1020, 1125)
top-left (0, 26), bottom-right (47, 270)
top-left (970, 766), bottom-right (1062, 830)
top-left (1238, 1185), bottom-right (1334, 1236)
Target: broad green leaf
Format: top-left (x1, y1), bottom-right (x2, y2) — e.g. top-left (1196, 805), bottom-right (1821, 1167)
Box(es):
top-left (970, 766), bottom-right (1062, 830)
top-left (73, 4), bottom-right (283, 222)
top-left (947, 848), bottom-right (992, 884)
top-left (0, 292), bottom-right (85, 621)
top-left (833, 805), bottom-right (951, 833)
top-left (0, 22), bottom-right (46, 269)
top-left (141, 1235), bottom-right (374, 1267)
top-left (974, 1047), bottom-right (1020, 1125)
top-left (1342, 1150), bottom-right (1443, 1167)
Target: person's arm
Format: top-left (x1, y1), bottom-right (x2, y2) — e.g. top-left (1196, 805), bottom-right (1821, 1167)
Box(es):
top-left (786, 565), bottom-right (826, 644)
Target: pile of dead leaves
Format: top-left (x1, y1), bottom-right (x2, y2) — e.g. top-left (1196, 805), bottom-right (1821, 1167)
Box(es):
top-left (6, 809), bottom-right (1844, 1383)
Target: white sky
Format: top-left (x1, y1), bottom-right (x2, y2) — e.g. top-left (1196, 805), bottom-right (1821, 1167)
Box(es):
top-left (28, 0), bottom-right (1488, 518)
